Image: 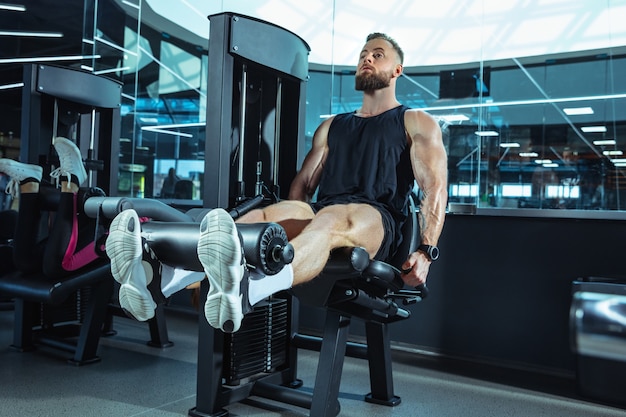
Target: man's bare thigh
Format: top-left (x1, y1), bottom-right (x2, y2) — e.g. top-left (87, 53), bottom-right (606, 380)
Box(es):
top-left (238, 200), bottom-right (315, 239)
top-left (307, 203), bottom-right (385, 257)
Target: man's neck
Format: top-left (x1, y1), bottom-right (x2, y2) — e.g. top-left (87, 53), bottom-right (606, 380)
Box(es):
top-left (356, 89), bottom-right (400, 117)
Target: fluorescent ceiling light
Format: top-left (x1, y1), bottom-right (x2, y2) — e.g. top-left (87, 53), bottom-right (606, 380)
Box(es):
top-left (0, 82), bottom-right (23, 90)
top-left (94, 66), bottom-right (130, 75)
top-left (142, 128), bottom-right (193, 138)
top-left (440, 114), bottom-right (469, 123)
top-left (535, 159), bottom-right (552, 164)
top-left (122, 0), bottom-right (140, 9)
top-left (603, 150), bottom-right (623, 156)
top-left (0, 3), bottom-right (25, 11)
top-left (142, 122), bottom-right (205, 138)
top-left (499, 142), bottom-right (520, 148)
top-left (0, 30), bottom-right (63, 38)
top-left (421, 93), bottom-right (626, 113)
top-left (543, 163), bottom-right (559, 168)
top-left (593, 139), bottom-right (616, 146)
top-left (563, 107), bottom-right (594, 115)
top-left (0, 54), bottom-right (100, 64)
top-left (581, 126), bottom-right (607, 133)
top-left (519, 152), bottom-right (538, 157)
top-left (611, 159), bottom-right (626, 165)
top-left (475, 130), bottom-right (499, 137)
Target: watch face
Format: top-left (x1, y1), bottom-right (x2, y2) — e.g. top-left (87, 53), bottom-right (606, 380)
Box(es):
top-left (419, 244), bottom-right (439, 261)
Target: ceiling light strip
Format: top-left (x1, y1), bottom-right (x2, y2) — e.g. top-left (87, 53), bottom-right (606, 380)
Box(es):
top-left (144, 122), bottom-right (205, 130)
top-left (0, 54), bottom-right (101, 64)
top-left (121, 92), bottom-right (136, 102)
top-left (593, 139), bottom-right (616, 146)
top-left (563, 106), bottom-right (594, 115)
top-left (121, 0), bottom-right (140, 9)
top-left (0, 3), bottom-right (25, 11)
top-left (422, 93), bottom-right (626, 112)
top-left (0, 30), bottom-right (62, 38)
top-left (140, 127), bottom-right (193, 138)
top-left (581, 126), bottom-right (607, 133)
top-left (94, 66), bottom-right (130, 75)
top-left (0, 82), bottom-right (24, 90)
top-left (475, 130), bottom-right (499, 137)
top-left (94, 35), bottom-right (137, 56)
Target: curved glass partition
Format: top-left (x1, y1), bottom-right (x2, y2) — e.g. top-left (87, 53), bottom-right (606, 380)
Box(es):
top-left (80, 0), bottom-right (626, 215)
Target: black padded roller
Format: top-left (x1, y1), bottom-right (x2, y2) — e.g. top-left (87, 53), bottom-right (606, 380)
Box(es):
top-left (238, 223), bottom-right (293, 275)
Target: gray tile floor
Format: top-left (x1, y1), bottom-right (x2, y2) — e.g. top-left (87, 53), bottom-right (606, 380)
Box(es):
top-left (1, 303), bottom-right (625, 417)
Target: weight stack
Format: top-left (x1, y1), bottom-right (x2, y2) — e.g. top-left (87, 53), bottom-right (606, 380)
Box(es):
top-left (223, 297), bottom-right (289, 385)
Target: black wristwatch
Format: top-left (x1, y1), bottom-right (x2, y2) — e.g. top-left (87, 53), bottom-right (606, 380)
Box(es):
top-left (418, 244), bottom-right (440, 262)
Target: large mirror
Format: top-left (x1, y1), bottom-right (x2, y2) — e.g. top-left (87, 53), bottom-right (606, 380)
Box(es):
top-left (67, 1), bottom-right (626, 212)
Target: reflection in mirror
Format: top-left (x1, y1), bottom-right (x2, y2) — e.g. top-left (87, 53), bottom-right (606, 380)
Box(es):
top-left (80, 0), bottom-right (626, 213)
top-left (318, 0), bottom-right (626, 212)
top-left (83, 0), bottom-right (207, 202)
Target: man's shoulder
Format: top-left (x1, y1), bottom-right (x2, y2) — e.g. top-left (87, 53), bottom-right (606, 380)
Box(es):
top-left (404, 108), bottom-right (439, 124)
top-left (404, 109), bottom-right (443, 137)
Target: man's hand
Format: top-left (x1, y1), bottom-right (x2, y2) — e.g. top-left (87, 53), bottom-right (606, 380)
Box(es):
top-left (400, 250), bottom-right (431, 287)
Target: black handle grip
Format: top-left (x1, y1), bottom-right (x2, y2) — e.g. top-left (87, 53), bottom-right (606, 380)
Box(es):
top-left (229, 195), bottom-right (265, 220)
top-left (415, 283), bottom-right (429, 299)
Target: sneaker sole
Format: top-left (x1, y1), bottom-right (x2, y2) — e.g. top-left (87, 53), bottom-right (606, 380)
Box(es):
top-left (105, 209), bottom-right (156, 321)
top-left (198, 209), bottom-right (244, 333)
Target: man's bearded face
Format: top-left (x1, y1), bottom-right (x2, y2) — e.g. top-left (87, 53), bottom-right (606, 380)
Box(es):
top-left (355, 69), bottom-right (393, 91)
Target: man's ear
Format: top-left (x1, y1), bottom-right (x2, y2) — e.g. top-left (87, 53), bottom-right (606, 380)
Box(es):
top-left (393, 64), bottom-right (403, 78)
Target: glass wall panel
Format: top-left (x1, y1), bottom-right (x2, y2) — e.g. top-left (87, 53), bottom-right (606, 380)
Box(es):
top-left (80, 0), bottom-right (626, 214)
top-left (83, 0), bottom-right (207, 201)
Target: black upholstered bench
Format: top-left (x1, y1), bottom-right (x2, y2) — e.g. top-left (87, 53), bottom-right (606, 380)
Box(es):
top-left (0, 262), bottom-right (113, 365)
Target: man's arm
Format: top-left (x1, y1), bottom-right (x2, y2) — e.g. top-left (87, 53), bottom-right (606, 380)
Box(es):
top-left (288, 117), bottom-right (333, 202)
top-left (402, 109), bottom-right (448, 286)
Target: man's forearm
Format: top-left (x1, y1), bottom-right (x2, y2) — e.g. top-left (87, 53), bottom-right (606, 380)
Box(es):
top-left (418, 185), bottom-right (447, 245)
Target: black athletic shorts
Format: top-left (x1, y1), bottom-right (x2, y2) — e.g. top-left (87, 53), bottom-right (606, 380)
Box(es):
top-left (310, 195), bottom-right (397, 261)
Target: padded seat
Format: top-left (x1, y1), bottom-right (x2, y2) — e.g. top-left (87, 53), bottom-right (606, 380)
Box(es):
top-left (0, 262), bottom-right (111, 305)
top-left (0, 262), bottom-right (114, 365)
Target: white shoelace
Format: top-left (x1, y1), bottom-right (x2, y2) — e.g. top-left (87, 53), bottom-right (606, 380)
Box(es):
top-left (4, 178), bottom-right (19, 199)
top-left (49, 167), bottom-right (71, 187)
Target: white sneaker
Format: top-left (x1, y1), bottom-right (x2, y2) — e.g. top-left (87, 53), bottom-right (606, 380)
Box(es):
top-left (50, 137), bottom-right (87, 187)
top-left (0, 158), bottom-right (43, 198)
top-left (105, 209), bottom-right (157, 321)
top-left (198, 208), bottom-right (250, 333)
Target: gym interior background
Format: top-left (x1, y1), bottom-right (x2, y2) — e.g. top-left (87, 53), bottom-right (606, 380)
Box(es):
top-left (1, 0), bottom-right (626, 416)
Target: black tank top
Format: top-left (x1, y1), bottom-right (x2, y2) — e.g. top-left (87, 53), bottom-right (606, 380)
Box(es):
top-left (316, 105), bottom-right (414, 223)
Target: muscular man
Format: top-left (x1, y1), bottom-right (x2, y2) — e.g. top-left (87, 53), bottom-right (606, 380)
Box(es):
top-left (106, 32), bottom-right (448, 333)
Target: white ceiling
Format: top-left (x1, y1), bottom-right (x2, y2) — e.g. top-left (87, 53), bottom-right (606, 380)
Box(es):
top-left (147, 0), bottom-right (626, 67)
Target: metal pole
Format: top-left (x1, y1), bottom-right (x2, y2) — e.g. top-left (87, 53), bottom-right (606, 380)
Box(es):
top-left (237, 65), bottom-right (248, 199)
top-left (273, 77), bottom-right (282, 196)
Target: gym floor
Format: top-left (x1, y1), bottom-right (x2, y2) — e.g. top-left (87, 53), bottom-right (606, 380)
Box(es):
top-left (1, 302), bottom-right (625, 417)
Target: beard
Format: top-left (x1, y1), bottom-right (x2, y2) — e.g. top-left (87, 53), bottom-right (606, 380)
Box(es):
top-left (355, 70), bottom-right (392, 91)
